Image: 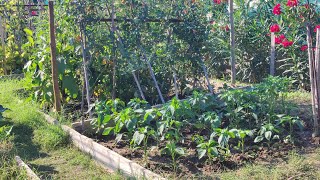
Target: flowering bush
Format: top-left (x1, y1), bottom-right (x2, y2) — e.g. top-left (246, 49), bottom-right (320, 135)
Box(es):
top-left (270, 24), bottom-right (281, 33)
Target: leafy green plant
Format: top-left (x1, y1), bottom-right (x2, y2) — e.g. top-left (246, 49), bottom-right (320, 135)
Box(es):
top-left (195, 111), bottom-right (221, 130)
top-left (196, 138), bottom-right (219, 161)
top-left (161, 141), bottom-right (185, 174)
top-left (278, 115), bottom-right (304, 143)
top-left (131, 126), bottom-right (156, 164)
top-left (235, 129), bottom-right (254, 154)
top-left (254, 123), bottom-right (280, 147)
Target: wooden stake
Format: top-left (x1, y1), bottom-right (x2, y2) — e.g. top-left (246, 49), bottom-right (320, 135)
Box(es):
top-left (132, 71), bottom-right (146, 100)
top-left (270, 32), bottom-right (276, 76)
top-left (229, 0), bottom-right (236, 85)
top-left (48, 1), bottom-right (61, 112)
top-left (307, 25), bottom-right (318, 137)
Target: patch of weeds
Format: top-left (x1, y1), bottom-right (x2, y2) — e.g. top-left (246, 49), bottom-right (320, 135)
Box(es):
top-left (33, 125), bottom-right (69, 151)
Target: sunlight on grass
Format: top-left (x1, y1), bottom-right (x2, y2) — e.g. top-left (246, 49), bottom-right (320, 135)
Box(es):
top-left (0, 79), bottom-right (124, 179)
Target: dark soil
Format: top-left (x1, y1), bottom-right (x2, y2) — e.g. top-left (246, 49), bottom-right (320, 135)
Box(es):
top-left (81, 125), bottom-right (319, 179)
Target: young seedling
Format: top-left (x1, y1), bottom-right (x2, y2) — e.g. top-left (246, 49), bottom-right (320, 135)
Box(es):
top-left (235, 129), bottom-right (254, 154)
top-left (278, 115), bottom-right (303, 143)
top-left (254, 123), bottom-right (280, 147)
top-left (161, 141), bottom-right (185, 175)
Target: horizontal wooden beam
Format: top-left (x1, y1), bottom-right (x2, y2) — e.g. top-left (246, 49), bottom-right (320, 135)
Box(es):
top-left (0, 4), bottom-right (48, 7)
top-left (98, 18), bottom-right (183, 23)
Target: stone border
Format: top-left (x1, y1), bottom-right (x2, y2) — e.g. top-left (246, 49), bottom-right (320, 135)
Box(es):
top-left (42, 113), bottom-right (165, 180)
top-left (15, 156), bottom-right (40, 180)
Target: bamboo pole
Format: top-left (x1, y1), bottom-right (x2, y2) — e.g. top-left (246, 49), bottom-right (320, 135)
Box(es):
top-left (229, 0), bottom-right (236, 85)
top-left (200, 57), bottom-right (214, 94)
top-left (105, 4), bottom-right (147, 101)
top-left (48, 1), bottom-right (61, 112)
top-left (167, 28), bottom-right (179, 99)
top-left (140, 47), bottom-right (165, 104)
top-left (79, 22), bottom-right (92, 118)
top-left (307, 25), bottom-right (318, 137)
top-left (0, 16), bottom-right (5, 74)
top-left (111, 0), bottom-right (117, 100)
top-left (270, 32), bottom-right (276, 76)
top-left (132, 71), bottom-right (146, 100)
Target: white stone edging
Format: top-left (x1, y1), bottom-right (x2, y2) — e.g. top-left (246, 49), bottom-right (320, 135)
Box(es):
top-left (15, 156), bottom-right (40, 180)
top-left (42, 112), bottom-right (165, 180)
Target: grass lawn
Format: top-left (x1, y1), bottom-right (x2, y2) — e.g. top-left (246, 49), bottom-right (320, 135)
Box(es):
top-left (0, 79), bottom-right (123, 179)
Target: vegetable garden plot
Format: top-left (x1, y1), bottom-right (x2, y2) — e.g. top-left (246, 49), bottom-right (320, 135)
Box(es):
top-left (75, 77), bottom-right (313, 178)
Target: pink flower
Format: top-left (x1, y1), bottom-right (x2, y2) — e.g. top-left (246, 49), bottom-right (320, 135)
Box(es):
top-left (270, 24), bottom-right (280, 33)
top-left (31, 11), bottom-right (37, 16)
top-left (282, 38), bottom-right (293, 48)
top-left (287, 0), bottom-right (298, 7)
top-left (300, 45), bottom-right (308, 51)
top-left (273, 4), bottom-right (281, 15)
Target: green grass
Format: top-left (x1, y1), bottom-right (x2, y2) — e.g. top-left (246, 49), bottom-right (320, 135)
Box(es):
top-left (218, 150), bottom-right (320, 179)
top-left (0, 79), bottom-right (124, 179)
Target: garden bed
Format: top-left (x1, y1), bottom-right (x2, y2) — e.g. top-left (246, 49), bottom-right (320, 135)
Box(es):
top-left (72, 77), bottom-right (319, 178)
top-left (78, 123), bottom-right (316, 179)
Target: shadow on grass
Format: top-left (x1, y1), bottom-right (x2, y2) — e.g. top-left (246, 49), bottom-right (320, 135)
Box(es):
top-left (11, 123), bottom-right (47, 160)
top-left (29, 163), bottom-right (58, 180)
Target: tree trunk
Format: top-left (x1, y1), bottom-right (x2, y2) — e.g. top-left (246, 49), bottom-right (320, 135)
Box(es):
top-left (48, 1), bottom-right (61, 112)
top-left (270, 32), bottom-right (276, 76)
top-left (229, 0), bottom-right (236, 85)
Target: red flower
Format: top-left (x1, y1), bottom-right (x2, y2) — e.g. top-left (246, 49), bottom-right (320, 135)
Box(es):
top-left (314, 25), bottom-right (320, 33)
top-left (300, 45), bottom-right (308, 51)
top-left (31, 11), bottom-right (37, 16)
top-left (275, 34), bottom-right (286, 44)
top-left (287, 0), bottom-right (298, 7)
top-left (304, 4), bottom-right (309, 9)
top-left (270, 24), bottom-right (280, 33)
top-left (224, 25), bottom-right (230, 31)
top-left (273, 4), bottom-right (281, 15)
top-left (282, 38), bottom-right (293, 48)
top-left (213, 0), bottom-right (221, 4)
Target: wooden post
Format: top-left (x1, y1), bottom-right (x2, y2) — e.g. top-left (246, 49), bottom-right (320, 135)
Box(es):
top-left (270, 32), bottom-right (276, 76)
top-left (229, 0), bottom-right (236, 85)
top-left (307, 25), bottom-right (318, 137)
top-left (48, 1), bottom-right (61, 112)
top-left (314, 28), bottom-right (320, 137)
